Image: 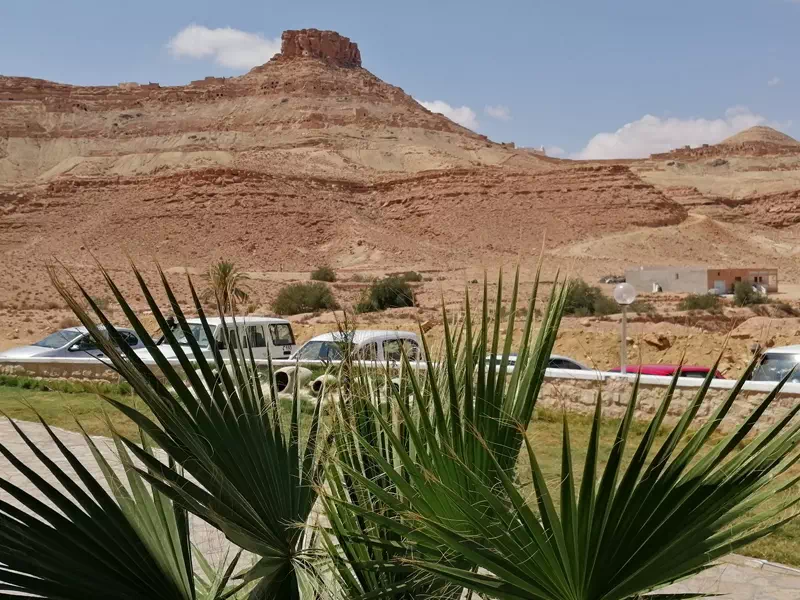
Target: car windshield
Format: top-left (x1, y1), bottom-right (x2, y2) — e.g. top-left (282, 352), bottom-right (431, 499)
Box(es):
top-left (31, 329), bottom-right (83, 349)
top-left (163, 323), bottom-right (212, 348)
top-left (752, 354), bottom-right (800, 383)
top-left (295, 341), bottom-right (346, 361)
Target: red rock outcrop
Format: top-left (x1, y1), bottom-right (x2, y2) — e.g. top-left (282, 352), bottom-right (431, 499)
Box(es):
top-left (273, 29), bottom-right (361, 68)
top-left (0, 27), bottom-right (701, 299)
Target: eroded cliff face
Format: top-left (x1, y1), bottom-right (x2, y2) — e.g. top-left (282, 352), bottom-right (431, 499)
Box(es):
top-left (0, 28), bottom-right (700, 298)
top-left (273, 29), bottom-right (362, 67)
top-left (0, 26), bottom-right (494, 186)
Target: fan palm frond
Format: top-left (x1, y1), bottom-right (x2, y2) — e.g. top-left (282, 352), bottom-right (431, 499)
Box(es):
top-left (49, 261), bottom-right (324, 599)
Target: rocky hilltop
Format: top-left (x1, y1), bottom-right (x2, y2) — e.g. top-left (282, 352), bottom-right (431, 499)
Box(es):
top-left (1, 28), bottom-right (800, 303)
top-left (272, 29), bottom-right (362, 67)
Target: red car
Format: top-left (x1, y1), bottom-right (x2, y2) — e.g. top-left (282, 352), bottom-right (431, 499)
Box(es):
top-left (610, 365), bottom-right (725, 379)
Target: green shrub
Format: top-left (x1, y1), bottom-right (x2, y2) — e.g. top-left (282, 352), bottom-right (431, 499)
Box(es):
top-left (678, 293), bottom-right (721, 312)
top-left (774, 302), bottom-right (800, 317)
top-left (355, 276), bottom-right (415, 313)
top-left (629, 299), bottom-right (656, 314)
top-left (310, 265), bottom-right (336, 282)
top-left (271, 282), bottom-right (339, 315)
top-left (734, 281), bottom-right (767, 307)
top-left (564, 279), bottom-right (618, 316)
top-left (0, 374), bottom-right (133, 396)
top-left (389, 270), bottom-right (423, 283)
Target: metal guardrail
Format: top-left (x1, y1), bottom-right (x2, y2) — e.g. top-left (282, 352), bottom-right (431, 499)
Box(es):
top-left (2, 356), bottom-right (800, 395)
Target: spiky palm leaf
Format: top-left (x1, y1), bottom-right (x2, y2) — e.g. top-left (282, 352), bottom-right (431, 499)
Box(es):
top-left (320, 358), bottom-right (463, 600)
top-left (327, 275), bottom-right (800, 599)
top-left (0, 415), bottom-right (230, 599)
top-left (49, 262), bottom-right (325, 599)
top-left (319, 268), bottom-right (568, 598)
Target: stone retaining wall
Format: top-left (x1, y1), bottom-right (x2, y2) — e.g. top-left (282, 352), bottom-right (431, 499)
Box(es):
top-left (538, 377), bottom-right (799, 432)
top-left (3, 357), bottom-right (799, 433)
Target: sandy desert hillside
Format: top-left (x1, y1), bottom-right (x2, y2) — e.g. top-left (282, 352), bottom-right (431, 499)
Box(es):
top-left (0, 29), bottom-right (693, 290)
top-left (0, 29), bottom-right (799, 301)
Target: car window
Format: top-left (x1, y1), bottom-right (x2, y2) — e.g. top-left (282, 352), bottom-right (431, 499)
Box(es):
top-left (680, 369), bottom-right (710, 379)
top-left (295, 341), bottom-right (345, 361)
top-left (269, 324), bottom-right (295, 346)
top-left (752, 354), bottom-right (800, 383)
top-left (383, 338), bottom-right (419, 361)
top-left (168, 323), bottom-right (212, 348)
top-left (549, 358), bottom-right (577, 369)
top-left (358, 343), bottom-right (378, 361)
top-left (224, 328), bottom-right (240, 350)
top-left (32, 329), bottom-right (83, 349)
top-left (72, 334), bottom-right (98, 351)
top-left (119, 331), bottom-right (139, 347)
top-left (245, 325), bottom-right (266, 348)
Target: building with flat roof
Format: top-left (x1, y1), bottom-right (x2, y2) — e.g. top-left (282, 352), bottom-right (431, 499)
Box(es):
top-left (625, 266), bottom-right (778, 295)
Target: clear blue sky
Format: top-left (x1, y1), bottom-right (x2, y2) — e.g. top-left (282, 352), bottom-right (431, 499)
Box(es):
top-left (2, 0), bottom-right (798, 158)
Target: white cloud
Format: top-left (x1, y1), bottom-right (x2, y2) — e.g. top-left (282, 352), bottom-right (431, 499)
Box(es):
top-left (167, 24), bottom-right (280, 69)
top-left (574, 107), bottom-right (774, 159)
top-left (417, 99), bottom-right (479, 129)
top-left (546, 146), bottom-right (566, 156)
top-left (485, 105), bottom-right (512, 121)
top-left (768, 76), bottom-right (782, 87)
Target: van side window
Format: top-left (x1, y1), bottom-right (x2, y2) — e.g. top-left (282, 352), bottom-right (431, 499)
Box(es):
top-left (246, 326), bottom-right (267, 348)
top-left (383, 339), bottom-right (420, 361)
top-left (358, 343), bottom-right (378, 361)
top-left (119, 331), bottom-right (139, 347)
top-left (224, 328), bottom-right (239, 350)
top-left (269, 324), bottom-right (295, 346)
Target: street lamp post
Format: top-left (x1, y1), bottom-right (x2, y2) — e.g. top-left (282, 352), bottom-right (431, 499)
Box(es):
top-left (613, 283), bottom-right (637, 375)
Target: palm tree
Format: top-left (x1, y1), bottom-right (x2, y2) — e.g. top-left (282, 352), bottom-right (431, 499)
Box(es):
top-left (203, 259), bottom-right (251, 312)
top-left (45, 262), bottom-right (324, 600)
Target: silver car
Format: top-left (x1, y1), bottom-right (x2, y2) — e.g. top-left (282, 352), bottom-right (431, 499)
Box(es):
top-left (0, 326), bottom-right (145, 360)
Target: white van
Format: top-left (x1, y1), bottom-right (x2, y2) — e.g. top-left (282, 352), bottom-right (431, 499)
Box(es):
top-left (136, 317), bottom-right (297, 363)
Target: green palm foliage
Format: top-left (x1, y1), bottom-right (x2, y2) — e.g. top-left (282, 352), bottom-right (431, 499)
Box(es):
top-left (203, 259), bottom-right (251, 312)
top-left (1, 260), bottom-right (797, 600)
top-left (319, 268), bottom-right (568, 598)
top-left (325, 276), bottom-right (800, 599)
top-left (320, 360), bottom-right (461, 600)
top-left (48, 262), bottom-right (325, 600)
top-left (0, 415), bottom-right (239, 599)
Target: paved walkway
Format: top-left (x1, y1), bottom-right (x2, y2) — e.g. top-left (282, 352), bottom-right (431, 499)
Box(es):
top-left (1, 420), bottom-right (799, 598)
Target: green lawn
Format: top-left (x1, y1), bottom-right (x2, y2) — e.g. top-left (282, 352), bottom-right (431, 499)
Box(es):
top-left (0, 380), bottom-right (146, 440)
top-left (1, 381), bottom-right (797, 567)
top-left (527, 408), bottom-right (800, 568)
